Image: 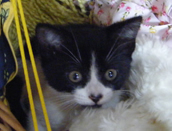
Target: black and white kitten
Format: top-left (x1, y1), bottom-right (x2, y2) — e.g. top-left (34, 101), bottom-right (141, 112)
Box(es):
top-left (17, 16), bottom-right (142, 130)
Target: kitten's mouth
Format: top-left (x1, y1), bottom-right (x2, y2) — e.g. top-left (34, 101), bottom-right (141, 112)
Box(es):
top-left (91, 104), bottom-right (102, 108)
top-left (81, 104), bottom-right (102, 108)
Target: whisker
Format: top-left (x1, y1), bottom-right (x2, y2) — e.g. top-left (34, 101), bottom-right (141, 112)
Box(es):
top-left (110, 61), bottom-right (130, 65)
top-left (53, 97), bottom-right (75, 105)
top-left (60, 102), bottom-right (78, 113)
top-left (106, 39), bottom-right (134, 62)
top-left (117, 89), bottom-right (135, 98)
top-left (106, 40), bottom-right (119, 61)
top-left (107, 54), bottom-right (123, 62)
top-left (74, 95), bottom-right (94, 105)
top-left (60, 44), bottom-right (80, 63)
top-left (106, 27), bottom-right (125, 61)
top-left (69, 28), bottom-right (82, 62)
top-left (74, 95), bottom-right (89, 101)
top-left (60, 102), bottom-right (74, 109)
top-left (57, 100), bottom-right (77, 111)
top-left (57, 93), bottom-right (74, 98)
top-left (59, 98), bottom-right (76, 104)
top-left (48, 94), bottom-right (73, 100)
top-left (62, 51), bottom-right (79, 63)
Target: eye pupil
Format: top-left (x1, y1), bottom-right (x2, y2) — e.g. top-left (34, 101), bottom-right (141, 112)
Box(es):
top-left (108, 71), bottom-right (114, 78)
top-left (105, 69), bottom-right (117, 81)
top-left (73, 73), bottom-right (79, 80)
top-left (69, 71), bottom-right (82, 83)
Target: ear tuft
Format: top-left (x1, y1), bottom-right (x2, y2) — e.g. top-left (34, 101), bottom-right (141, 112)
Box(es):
top-left (106, 16), bottom-right (142, 57)
top-left (122, 16), bottom-right (142, 39)
top-left (107, 16), bottom-right (142, 40)
top-left (36, 24), bottom-right (62, 48)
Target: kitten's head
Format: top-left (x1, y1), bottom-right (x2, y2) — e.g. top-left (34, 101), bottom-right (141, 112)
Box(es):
top-left (35, 17), bottom-right (142, 108)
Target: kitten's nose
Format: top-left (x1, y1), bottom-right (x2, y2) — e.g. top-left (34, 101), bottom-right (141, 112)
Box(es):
top-left (89, 94), bottom-right (103, 103)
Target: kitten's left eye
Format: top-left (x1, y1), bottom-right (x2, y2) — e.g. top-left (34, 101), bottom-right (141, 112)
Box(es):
top-left (69, 71), bottom-right (82, 83)
top-left (105, 69), bottom-right (117, 81)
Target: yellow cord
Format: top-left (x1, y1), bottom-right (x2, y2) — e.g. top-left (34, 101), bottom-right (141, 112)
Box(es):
top-left (17, 0), bottom-right (52, 131)
top-left (11, 0), bottom-right (87, 130)
top-left (11, 0), bottom-right (39, 131)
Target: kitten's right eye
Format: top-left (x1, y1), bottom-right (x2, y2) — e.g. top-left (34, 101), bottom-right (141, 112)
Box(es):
top-left (69, 71), bottom-right (82, 83)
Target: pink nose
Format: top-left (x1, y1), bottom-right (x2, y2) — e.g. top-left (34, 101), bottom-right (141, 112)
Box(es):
top-left (89, 94), bottom-right (103, 103)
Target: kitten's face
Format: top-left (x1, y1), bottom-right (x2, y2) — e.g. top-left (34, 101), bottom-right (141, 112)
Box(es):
top-left (35, 17), bottom-right (142, 107)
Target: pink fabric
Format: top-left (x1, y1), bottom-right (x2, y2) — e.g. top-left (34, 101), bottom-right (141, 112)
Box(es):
top-left (90, 0), bottom-right (172, 45)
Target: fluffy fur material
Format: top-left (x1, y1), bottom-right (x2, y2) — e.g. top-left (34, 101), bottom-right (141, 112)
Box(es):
top-left (69, 34), bottom-right (172, 131)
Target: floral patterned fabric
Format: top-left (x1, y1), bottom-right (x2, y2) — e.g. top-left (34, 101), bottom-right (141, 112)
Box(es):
top-left (91, 0), bottom-right (172, 47)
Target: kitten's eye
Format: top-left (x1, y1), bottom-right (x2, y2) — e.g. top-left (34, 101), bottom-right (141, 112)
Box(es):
top-left (69, 71), bottom-right (82, 83)
top-left (105, 69), bottom-right (117, 81)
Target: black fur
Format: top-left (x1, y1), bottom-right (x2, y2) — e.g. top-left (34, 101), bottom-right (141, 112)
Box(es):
top-left (34, 16), bottom-right (142, 92)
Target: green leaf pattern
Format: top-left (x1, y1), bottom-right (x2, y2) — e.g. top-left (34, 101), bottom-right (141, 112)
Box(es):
top-left (0, 7), bottom-right (9, 25)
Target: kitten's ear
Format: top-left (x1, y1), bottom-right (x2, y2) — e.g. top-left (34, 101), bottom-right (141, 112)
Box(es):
top-left (106, 16), bottom-right (142, 58)
top-left (35, 24), bottom-right (62, 49)
top-left (106, 16), bottom-right (142, 40)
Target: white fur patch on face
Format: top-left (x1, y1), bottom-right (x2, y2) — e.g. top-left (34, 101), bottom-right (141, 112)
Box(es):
top-left (74, 53), bottom-right (120, 107)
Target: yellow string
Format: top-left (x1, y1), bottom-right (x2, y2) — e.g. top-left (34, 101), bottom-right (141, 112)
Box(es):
top-left (17, 0), bottom-right (52, 131)
top-left (11, 0), bottom-right (87, 131)
top-left (11, 0), bottom-right (39, 131)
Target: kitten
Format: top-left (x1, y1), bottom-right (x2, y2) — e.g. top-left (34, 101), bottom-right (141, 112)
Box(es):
top-left (13, 16), bottom-right (142, 130)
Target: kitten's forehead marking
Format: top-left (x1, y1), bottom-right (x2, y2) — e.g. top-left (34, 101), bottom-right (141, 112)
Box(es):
top-left (87, 52), bottom-right (104, 95)
top-left (91, 52), bottom-right (96, 66)
top-left (90, 52), bottom-right (97, 80)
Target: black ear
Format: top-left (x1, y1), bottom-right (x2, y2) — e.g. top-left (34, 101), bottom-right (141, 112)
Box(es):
top-left (106, 16), bottom-right (142, 40)
top-left (105, 16), bottom-right (142, 58)
top-left (36, 23), bottom-right (62, 49)
top-left (35, 23), bottom-right (70, 61)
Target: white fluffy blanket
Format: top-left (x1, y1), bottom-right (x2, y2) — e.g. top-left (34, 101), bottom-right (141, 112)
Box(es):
top-left (69, 35), bottom-right (172, 131)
